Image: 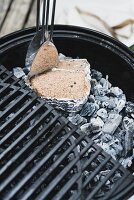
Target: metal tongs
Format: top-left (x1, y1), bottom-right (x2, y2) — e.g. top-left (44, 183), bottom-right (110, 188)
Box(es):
top-left (25, 0), bottom-right (57, 71)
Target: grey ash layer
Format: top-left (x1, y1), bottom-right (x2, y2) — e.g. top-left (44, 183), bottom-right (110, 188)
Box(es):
top-left (67, 69), bottom-right (134, 170)
top-left (13, 66), bottom-right (134, 171)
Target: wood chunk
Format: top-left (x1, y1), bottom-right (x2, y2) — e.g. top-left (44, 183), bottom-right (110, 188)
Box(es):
top-left (30, 59), bottom-right (91, 101)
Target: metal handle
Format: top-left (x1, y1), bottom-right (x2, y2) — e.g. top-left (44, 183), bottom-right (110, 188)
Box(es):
top-left (40, 0), bottom-right (56, 43)
top-left (42, 0), bottom-right (46, 43)
top-left (50, 0), bottom-right (56, 42)
top-left (36, 0), bottom-right (41, 32)
top-left (45, 0), bottom-right (50, 40)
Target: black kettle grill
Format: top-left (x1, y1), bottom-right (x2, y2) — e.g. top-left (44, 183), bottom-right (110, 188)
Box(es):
top-left (0, 25), bottom-right (134, 200)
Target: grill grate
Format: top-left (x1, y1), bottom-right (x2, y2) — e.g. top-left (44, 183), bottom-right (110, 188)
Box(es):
top-left (0, 68), bottom-right (134, 200)
top-left (0, 65), bottom-right (26, 88)
top-left (79, 136), bottom-right (134, 200)
top-left (0, 83), bottom-right (82, 200)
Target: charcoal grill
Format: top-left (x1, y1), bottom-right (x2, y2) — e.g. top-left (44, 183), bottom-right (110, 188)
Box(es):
top-left (0, 65), bottom-right (25, 88)
top-left (0, 65), bottom-right (134, 200)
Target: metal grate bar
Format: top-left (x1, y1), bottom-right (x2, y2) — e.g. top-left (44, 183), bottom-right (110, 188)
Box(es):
top-left (0, 113), bottom-right (60, 190)
top-left (0, 66), bottom-right (17, 84)
top-left (0, 66), bottom-right (25, 88)
top-left (36, 173), bottom-right (81, 200)
top-left (0, 90), bottom-right (29, 119)
top-left (0, 77), bottom-right (134, 200)
top-left (0, 65), bottom-right (26, 90)
top-left (0, 106), bottom-right (53, 161)
top-left (78, 139), bottom-right (94, 157)
top-left (0, 115), bottom-right (64, 177)
top-left (0, 96), bottom-right (37, 132)
top-left (21, 158), bottom-right (80, 200)
top-left (23, 134), bottom-right (86, 200)
top-left (112, 179), bottom-right (134, 200)
top-left (82, 149), bottom-right (102, 171)
top-left (0, 83), bottom-right (9, 94)
top-left (83, 155), bottom-right (111, 188)
top-left (69, 191), bottom-right (81, 200)
top-left (20, 134), bottom-right (85, 200)
top-left (2, 73), bottom-right (14, 83)
top-left (0, 67), bottom-right (6, 75)
top-left (3, 126), bottom-right (78, 200)
top-left (103, 173), bottom-right (130, 200)
top-left (85, 162), bottom-right (121, 200)
top-left (45, 173), bottom-right (81, 200)
top-left (1, 75), bottom-right (19, 86)
top-left (0, 101), bottom-right (45, 145)
top-left (0, 86), bottom-right (13, 99)
top-left (10, 79), bottom-right (21, 86)
top-left (119, 165), bottom-right (130, 174)
top-left (35, 135), bottom-right (96, 200)
top-left (79, 140), bottom-right (94, 157)
top-left (0, 87), bottom-right (20, 107)
top-left (0, 103), bottom-right (43, 148)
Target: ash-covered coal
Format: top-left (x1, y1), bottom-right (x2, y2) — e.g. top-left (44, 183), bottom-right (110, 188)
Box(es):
top-left (67, 69), bottom-right (134, 170)
top-left (13, 67), bottom-right (25, 78)
top-left (12, 65), bottom-right (134, 171)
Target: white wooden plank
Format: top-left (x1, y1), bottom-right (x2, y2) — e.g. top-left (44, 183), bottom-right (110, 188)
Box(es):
top-left (0, 0), bottom-right (32, 37)
top-left (25, 0), bottom-right (36, 28)
top-left (0, 0), bottom-right (11, 25)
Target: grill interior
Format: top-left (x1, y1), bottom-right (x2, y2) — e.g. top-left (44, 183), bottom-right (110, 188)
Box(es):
top-left (0, 65), bottom-right (134, 200)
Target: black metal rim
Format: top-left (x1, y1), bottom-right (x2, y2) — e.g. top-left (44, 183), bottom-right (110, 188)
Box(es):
top-left (0, 25), bottom-right (133, 66)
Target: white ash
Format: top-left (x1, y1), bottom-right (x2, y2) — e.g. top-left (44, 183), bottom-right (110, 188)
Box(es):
top-left (88, 95), bottom-right (95, 103)
top-left (5, 113), bottom-right (15, 121)
top-left (91, 69), bottom-right (103, 81)
top-left (119, 155), bottom-right (134, 168)
top-left (58, 53), bottom-right (67, 60)
top-left (115, 98), bottom-right (126, 113)
top-left (97, 108), bottom-right (108, 121)
top-left (68, 113), bottom-right (87, 126)
top-left (125, 101), bottom-right (134, 118)
top-left (12, 65), bottom-right (134, 171)
top-left (124, 130), bottom-right (133, 157)
top-left (13, 67), bottom-right (25, 78)
top-left (80, 123), bottom-right (91, 135)
top-left (102, 113), bottom-right (122, 134)
top-left (80, 102), bottom-right (97, 117)
top-left (123, 116), bottom-right (134, 131)
top-left (110, 87), bottom-right (123, 97)
top-left (89, 117), bottom-right (104, 134)
top-left (97, 170), bottom-right (111, 183)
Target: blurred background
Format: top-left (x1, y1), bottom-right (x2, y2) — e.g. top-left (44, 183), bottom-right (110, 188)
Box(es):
top-left (0, 0), bottom-right (134, 46)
